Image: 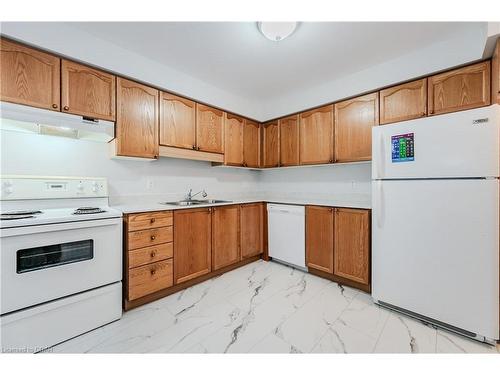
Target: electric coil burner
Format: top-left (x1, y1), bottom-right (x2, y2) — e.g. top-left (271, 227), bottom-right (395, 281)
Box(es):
top-left (73, 207), bottom-right (107, 215)
top-left (0, 210), bottom-right (43, 221)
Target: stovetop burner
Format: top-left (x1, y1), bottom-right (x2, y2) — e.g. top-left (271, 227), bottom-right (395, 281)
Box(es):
top-left (73, 207), bottom-right (107, 215)
top-left (0, 214), bottom-right (35, 220)
top-left (0, 210), bottom-right (42, 221)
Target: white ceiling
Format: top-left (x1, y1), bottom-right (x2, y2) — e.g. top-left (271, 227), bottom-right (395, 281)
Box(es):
top-left (68, 22), bottom-right (484, 102)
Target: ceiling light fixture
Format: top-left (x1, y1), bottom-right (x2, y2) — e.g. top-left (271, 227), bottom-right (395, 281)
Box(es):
top-left (257, 22), bottom-right (298, 42)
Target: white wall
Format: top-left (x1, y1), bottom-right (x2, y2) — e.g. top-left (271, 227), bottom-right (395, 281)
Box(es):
top-left (0, 131), bottom-right (261, 203)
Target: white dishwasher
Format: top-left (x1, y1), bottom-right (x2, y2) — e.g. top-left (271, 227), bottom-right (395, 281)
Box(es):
top-left (267, 204), bottom-right (306, 269)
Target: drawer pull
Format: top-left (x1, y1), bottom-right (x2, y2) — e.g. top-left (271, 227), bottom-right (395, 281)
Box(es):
top-left (151, 235), bottom-right (156, 241)
top-left (150, 269), bottom-right (156, 276)
top-left (150, 251), bottom-right (156, 258)
top-left (150, 218), bottom-right (156, 224)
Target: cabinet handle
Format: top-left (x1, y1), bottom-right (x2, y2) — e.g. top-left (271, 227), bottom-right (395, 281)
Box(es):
top-left (150, 269), bottom-right (156, 276)
top-left (150, 218), bottom-right (156, 224)
top-left (192, 145), bottom-right (196, 150)
top-left (197, 146), bottom-right (200, 151)
top-left (429, 109), bottom-right (434, 114)
top-left (63, 106), bottom-right (69, 111)
top-left (150, 251), bottom-right (156, 258)
top-left (150, 235), bottom-right (156, 241)
top-left (52, 104), bottom-right (58, 109)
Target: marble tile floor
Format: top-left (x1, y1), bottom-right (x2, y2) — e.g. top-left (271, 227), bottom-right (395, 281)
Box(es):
top-left (48, 260), bottom-right (500, 354)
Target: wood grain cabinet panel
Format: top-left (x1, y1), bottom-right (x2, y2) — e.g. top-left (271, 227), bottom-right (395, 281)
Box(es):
top-left (127, 226), bottom-right (173, 250)
top-left (243, 120), bottom-right (261, 168)
top-left (492, 39), bottom-right (500, 104)
top-left (224, 113), bottom-right (244, 166)
top-left (212, 205), bottom-right (240, 270)
top-left (279, 115), bottom-right (300, 166)
top-left (305, 206), bottom-right (334, 273)
top-left (128, 259), bottom-right (173, 301)
top-left (334, 93), bottom-right (378, 163)
top-left (240, 203), bottom-right (263, 259)
top-left (428, 61), bottom-right (491, 116)
top-left (299, 105), bottom-right (334, 165)
top-left (128, 243), bottom-right (173, 269)
top-left (173, 208), bottom-right (212, 284)
top-left (126, 211), bottom-right (173, 232)
top-left (262, 121), bottom-right (279, 168)
top-left (116, 78), bottom-right (159, 159)
top-left (196, 104), bottom-right (224, 154)
top-left (159, 92), bottom-right (196, 149)
top-left (61, 60), bottom-right (116, 121)
top-left (0, 38), bottom-right (60, 111)
top-left (333, 208), bottom-right (370, 285)
top-left (379, 79), bottom-right (427, 125)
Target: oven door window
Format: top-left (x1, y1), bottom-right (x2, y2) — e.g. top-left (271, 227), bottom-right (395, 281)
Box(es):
top-left (16, 240), bottom-right (94, 273)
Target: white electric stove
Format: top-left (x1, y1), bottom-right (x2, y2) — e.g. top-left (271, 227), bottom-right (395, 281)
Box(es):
top-left (0, 176), bottom-right (123, 353)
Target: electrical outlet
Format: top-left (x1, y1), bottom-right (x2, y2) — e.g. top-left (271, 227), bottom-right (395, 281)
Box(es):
top-left (146, 179), bottom-right (154, 190)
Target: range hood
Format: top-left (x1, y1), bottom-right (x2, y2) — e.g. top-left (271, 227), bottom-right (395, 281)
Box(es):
top-left (0, 102), bottom-right (114, 142)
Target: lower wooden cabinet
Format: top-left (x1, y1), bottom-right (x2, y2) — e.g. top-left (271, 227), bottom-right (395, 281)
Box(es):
top-left (305, 205), bottom-right (371, 291)
top-left (212, 205), bottom-right (240, 270)
top-left (128, 259), bottom-right (173, 301)
top-left (240, 203), bottom-right (264, 258)
top-left (174, 207), bottom-right (212, 284)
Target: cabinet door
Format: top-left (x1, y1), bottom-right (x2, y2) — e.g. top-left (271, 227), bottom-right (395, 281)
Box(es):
top-left (61, 60), bottom-right (116, 121)
top-left (174, 208), bottom-right (212, 284)
top-left (299, 105), bottom-right (333, 165)
top-left (212, 205), bottom-right (240, 270)
top-left (334, 93), bottom-right (378, 163)
top-left (0, 38), bottom-right (60, 111)
top-left (333, 208), bottom-right (370, 285)
top-left (379, 79), bottom-right (427, 125)
top-left (159, 92), bottom-right (196, 149)
top-left (196, 104), bottom-right (224, 153)
top-left (116, 78), bottom-right (159, 159)
top-left (243, 120), bottom-right (261, 168)
top-left (280, 115), bottom-right (300, 166)
top-left (240, 203), bottom-right (263, 259)
top-left (305, 206), bottom-right (334, 273)
top-left (492, 39), bottom-right (500, 104)
top-left (224, 113), bottom-right (244, 166)
top-left (428, 61), bottom-right (491, 116)
top-left (262, 121), bottom-right (279, 168)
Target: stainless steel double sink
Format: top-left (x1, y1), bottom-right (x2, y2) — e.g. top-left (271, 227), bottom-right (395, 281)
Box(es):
top-left (160, 199), bottom-right (232, 206)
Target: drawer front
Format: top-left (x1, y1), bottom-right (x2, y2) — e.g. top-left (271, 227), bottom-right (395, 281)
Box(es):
top-left (128, 259), bottom-right (173, 300)
top-left (128, 243), bottom-right (173, 269)
top-left (127, 211), bottom-right (173, 232)
top-left (128, 226), bottom-right (173, 250)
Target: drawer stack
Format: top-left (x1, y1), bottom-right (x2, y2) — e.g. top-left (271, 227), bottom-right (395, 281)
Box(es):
top-left (124, 211), bottom-right (174, 301)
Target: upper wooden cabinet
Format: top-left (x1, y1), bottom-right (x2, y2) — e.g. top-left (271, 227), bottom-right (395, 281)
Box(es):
top-left (159, 92), bottom-right (196, 150)
top-left (116, 78), bottom-right (159, 159)
top-left (0, 38), bottom-right (60, 111)
top-left (240, 203), bottom-right (263, 259)
top-left (306, 206), bottom-right (334, 274)
top-left (262, 121), bottom-right (279, 168)
top-left (174, 208), bottom-right (212, 284)
top-left (333, 208), bottom-right (370, 286)
top-left (428, 61), bottom-right (491, 116)
top-left (224, 113), bottom-right (244, 166)
top-left (492, 39), bottom-right (500, 104)
top-left (212, 205), bottom-right (240, 270)
top-left (279, 115), bottom-right (300, 167)
top-left (334, 93), bottom-right (378, 163)
top-left (61, 60), bottom-right (116, 121)
top-left (243, 120), bottom-right (261, 168)
top-left (379, 78), bottom-right (427, 125)
top-left (196, 104), bottom-right (224, 154)
top-left (299, 105), bottom-right (334, 165)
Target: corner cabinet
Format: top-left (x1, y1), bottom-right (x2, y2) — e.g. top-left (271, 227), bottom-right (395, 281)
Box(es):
top-left (0, 38), bottom-right (60, 111)
top-left (428, 61), bottom-right (491, 116)
top-left (262, 121), bottom-right (280, 168)
top-left (492, 39), bottom-right (500, 104)
top-left (243, 120), bottom-right (261, 168)
top-left (174, 208), bottom-right (212, 284)
top-left (115, 78), bottom-right (159, 159)
top-left (334, 93), bottom-right (378, 163)
top-left (196, 104), bottom-right (224, 154)
top-left (280, 115), bottom-right (300, 166)
top-left (379, 78), bottom-right (427, 125)
top-left (159, 92), bottom-right (196, 150)
top-left (61, 59), bottom-right (116, 121)
top-left (299, 105), bottom-right (334, 165)
top-left (305, 205), bottom-right (371, 292)
top-left (224, 113), bottom-right (244, 166)
top-left (212, 205), bottom-right (240, 270)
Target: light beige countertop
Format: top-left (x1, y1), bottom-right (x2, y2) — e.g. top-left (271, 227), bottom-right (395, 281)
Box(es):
top-left (111, 193), bottom-right (371, 214)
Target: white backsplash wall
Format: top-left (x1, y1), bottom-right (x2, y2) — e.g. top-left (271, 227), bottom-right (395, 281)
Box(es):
top-left (0, 131), bottom-right (260, 203)
top-left (257, 163), bottom-right (372, 199)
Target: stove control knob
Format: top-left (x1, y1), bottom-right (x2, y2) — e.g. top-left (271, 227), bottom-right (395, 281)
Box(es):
top-left (2, 181), bottom-right (13, 195)
top-left (77, 182), bottom-right (85, 192)
top-left (91, 181), bottom-right (99, 193)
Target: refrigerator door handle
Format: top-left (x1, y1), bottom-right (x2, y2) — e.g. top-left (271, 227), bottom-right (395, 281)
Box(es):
top-left (375, 181), bottom-right (385, 229)
top-left (378, 132), bottom-right (386, 179)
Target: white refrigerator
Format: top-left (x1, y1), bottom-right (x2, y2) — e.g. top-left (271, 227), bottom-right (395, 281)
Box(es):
top-left (372, 104), bottom-right (500, 343)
